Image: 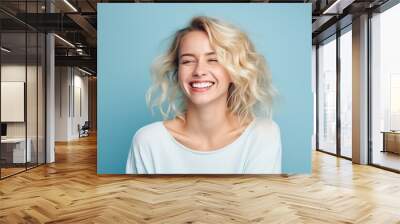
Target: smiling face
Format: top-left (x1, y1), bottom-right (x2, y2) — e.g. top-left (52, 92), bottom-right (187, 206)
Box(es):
top-left (178, 31), bottom-right (232, 108)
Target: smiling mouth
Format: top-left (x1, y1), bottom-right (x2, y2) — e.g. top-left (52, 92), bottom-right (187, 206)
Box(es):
top-left (188, 81), bottom-right (215, 93)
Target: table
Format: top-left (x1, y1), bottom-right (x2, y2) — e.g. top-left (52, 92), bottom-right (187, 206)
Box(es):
top-left (1, 138), bottom-right (32, 163)
top-left (381, 131), bottom-right (400, 154)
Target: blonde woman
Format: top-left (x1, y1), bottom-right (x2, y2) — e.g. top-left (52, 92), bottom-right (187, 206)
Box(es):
top-left (126, 16), bottom-right (282, 174)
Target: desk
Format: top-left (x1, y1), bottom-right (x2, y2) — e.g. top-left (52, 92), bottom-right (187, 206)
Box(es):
top-left (1, 138), bottom-right (32, 163)
top-left (381, 131), bottom-right (400, 154)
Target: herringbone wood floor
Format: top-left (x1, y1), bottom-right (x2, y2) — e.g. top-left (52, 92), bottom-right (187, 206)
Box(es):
top-left (1, 134), bottom-right (400, 224)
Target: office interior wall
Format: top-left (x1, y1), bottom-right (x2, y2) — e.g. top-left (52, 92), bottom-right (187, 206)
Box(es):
top-left (55, 67), bottom-right (88, 141)
top-left (1, 65), bottom-right (41, 139)
top-left (55, 66), bottom-right (70, 141)
top-left (88, 77), bottom-right (97, 131)
top-left (0, 63), bottom-right (26, 178)
top-left (72, 72), bottom-right (88, 138)
top-left (0, 4), bottom-right (49, 178)
top-left (1, 63), bottom-right (45, 167)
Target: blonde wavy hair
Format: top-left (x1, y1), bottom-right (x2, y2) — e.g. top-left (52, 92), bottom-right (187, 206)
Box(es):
top-left (146, 16), bottom-right (277, 123)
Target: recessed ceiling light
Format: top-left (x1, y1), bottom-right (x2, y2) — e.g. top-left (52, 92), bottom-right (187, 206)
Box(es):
top-left (63, 0), bottom-right (78, 12)
top-left (322, 0), bottom-right (354, 15)
top-left (78, 67), bottom-right (93, 76)
top-left (54, 34), bottom-right (75, 48)
top-left (1, 47), bottom-right (11, 53)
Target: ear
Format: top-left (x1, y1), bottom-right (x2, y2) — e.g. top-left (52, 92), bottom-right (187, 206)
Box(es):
top-left (228, 82), bottom-right (235, 93)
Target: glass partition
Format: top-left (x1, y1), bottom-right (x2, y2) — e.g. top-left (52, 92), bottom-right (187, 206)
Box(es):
top-left (0, 1), bottom-right (46, 179)
top-left (1, 31), bottom-right (28, 177)
top-left (317, 35), bottom-right (337, 155)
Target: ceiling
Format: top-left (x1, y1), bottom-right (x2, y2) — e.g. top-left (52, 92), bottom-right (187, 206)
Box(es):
top-left (0, 0), bottom-right (393, 75)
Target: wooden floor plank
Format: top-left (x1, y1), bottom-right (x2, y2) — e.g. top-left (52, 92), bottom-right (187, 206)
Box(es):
top-left (1, 134), bottom-right (400, 223)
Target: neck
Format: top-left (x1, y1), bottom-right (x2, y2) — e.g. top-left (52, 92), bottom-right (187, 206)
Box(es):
top-left (184, 100), bottom-right (237, 140)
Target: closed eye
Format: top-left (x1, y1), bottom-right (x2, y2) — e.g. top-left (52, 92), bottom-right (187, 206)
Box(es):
top-left (181, 60), bottom-right (194, 64)
top-left (208, 59), bottom-right (218, 63)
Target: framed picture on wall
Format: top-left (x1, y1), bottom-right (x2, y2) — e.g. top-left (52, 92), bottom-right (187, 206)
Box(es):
top-left (98, 3), bottom-right (313, 174)
top-left (1, 81), bottom-right (25, 122)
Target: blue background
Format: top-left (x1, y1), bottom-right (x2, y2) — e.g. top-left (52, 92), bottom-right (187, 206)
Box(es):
top-left (98, 3), bottom-right (312, 174)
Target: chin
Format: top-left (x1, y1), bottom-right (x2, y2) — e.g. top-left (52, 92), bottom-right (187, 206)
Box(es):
top-left (188, 98), bottom-right (214, 106)
top-left (187, 94), bottom-right (227, 107)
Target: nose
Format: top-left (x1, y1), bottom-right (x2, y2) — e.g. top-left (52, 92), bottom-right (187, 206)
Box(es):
top-left (193, 60), bottom-right (208, 77)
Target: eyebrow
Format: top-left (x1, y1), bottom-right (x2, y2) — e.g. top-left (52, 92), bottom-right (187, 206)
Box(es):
top-left (179, 52), bottom-right (216, 58)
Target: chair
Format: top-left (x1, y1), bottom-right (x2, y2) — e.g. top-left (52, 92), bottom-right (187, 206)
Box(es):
top-left (78, 121), bottom-right (90, 138)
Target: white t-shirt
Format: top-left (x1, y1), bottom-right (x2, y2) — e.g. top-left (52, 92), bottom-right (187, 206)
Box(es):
top-left (126, 117), bottom-right (282, 174)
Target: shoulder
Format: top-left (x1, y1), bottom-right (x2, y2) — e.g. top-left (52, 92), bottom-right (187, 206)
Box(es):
top-left (243, 118), bottom-right (282, 173)
top-left (248, 117), bottom-right (281, 145)
top-left (252, 118), bottom-right (280, 137)
top-left (132, 121), bottom-right (165, 145)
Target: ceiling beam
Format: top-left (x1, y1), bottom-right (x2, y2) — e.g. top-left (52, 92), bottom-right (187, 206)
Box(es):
top-left (55, 55), bottom-right (96, 70)
top-left (67, 13), bottom-right (97, 46)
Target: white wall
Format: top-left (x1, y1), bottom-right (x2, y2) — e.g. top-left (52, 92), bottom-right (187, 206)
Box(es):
top-left (1, 65), bottom-right (26, 133)
top-left (71, 72), bottom-right (89, 138)
top-left (1, 65), bottom-right (41, 137)
top-left (55, 67), bottom-right (89, 141)
top-left (55, 66), bottom-right (70, 141)
top-left (1, 63), bottom-right (46, 164)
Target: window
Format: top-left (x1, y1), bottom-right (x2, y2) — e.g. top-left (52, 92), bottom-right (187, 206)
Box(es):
top-left (371, 2), bottom-right (400, 171)
top-left (339, 28), bottom-right (352, 158)
top-left (317, 36), bottom-right (337, 155)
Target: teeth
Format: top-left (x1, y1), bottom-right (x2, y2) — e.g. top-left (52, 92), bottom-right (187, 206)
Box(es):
top-left (191, 82), bottom-right (214, 88)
